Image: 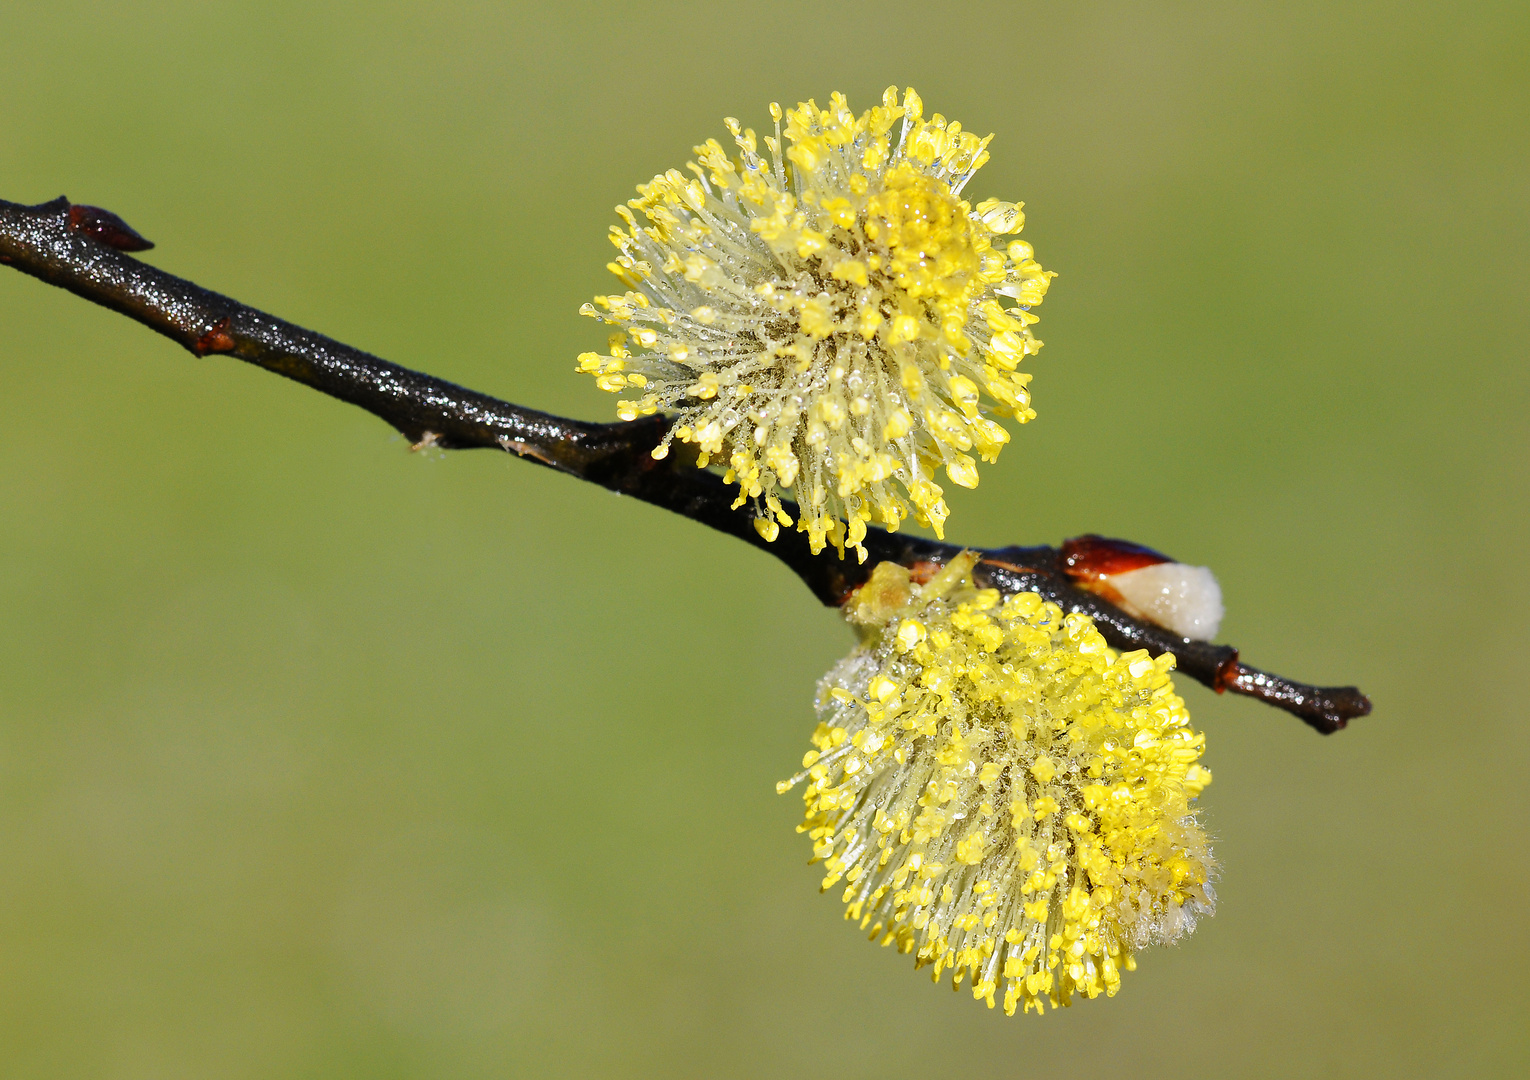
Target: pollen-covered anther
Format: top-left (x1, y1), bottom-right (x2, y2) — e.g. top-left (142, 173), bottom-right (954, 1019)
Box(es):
top-left (579, 88), bottom-right (1056, 560)
top-left (781, 555), bottom-right (1216, 1015)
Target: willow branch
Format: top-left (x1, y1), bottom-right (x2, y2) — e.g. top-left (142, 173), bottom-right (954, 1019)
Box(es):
top-left (0, 195), bottom-right (1370, 734)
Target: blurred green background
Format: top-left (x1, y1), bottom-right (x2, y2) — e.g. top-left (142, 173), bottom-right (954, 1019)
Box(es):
top-left (2, 2), bottom-right (1525, 1076)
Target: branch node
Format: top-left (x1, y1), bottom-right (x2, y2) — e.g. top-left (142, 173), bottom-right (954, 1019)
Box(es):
top-left (496, 436), bottom-right (557, 467)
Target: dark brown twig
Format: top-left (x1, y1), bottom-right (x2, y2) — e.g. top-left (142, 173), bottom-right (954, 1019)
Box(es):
top-left (0, 195), bottom-right (1370, 734)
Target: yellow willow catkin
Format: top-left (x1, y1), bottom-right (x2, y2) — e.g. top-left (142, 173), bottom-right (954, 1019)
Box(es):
top-left (780, 554), bottom-right (1215, 1014)
top-left (579, 88), bottom-right (1055, 561)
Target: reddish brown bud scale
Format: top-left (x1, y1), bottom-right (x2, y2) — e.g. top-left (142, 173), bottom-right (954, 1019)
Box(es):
top-left (67, 204), bottom-right (154, 252)
top-left (1214, 655), bottom-right (1243, 693)
top-left (906, 559), bottom-right (944, 586)
top-left (194, 318), bottom-right (235, 355)
top-left (1061, 534), bottom-right (1172, 582)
